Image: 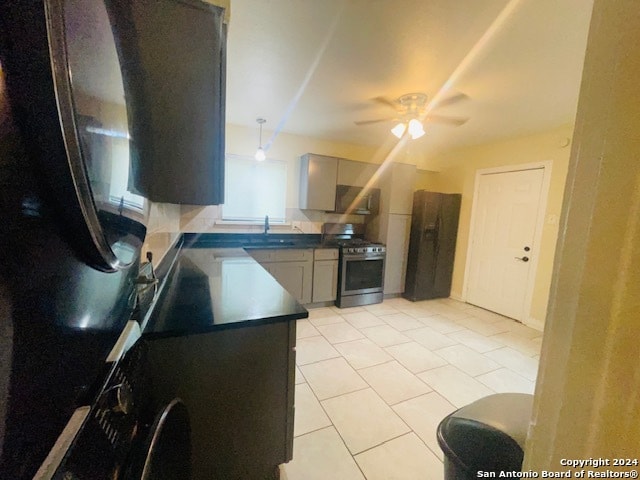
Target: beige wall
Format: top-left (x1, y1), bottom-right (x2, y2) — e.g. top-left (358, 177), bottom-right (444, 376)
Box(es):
top-left (143, 125), bottom-right (380, 261)
top-left (414, 169), bottom-right (442, 191)
top-left (202, 0), bottom-right (230, 23)
top-left (178, 124), bottom-right (379, 233)
top-left (145, 123), bottom-right (575, 316)
top-left (419, 125), bottom-right (574, 327)
top-left (525, 0), bottom-right (640, 465)
top-left (226, 123), bottom-right (378, 210)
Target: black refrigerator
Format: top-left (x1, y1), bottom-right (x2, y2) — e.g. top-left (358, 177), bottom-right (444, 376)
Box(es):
top-left (403, 191), bottom-right (462, 301)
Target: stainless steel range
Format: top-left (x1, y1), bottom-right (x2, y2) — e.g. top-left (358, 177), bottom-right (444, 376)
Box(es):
top-left (322, 224), bottom-right (386, 308)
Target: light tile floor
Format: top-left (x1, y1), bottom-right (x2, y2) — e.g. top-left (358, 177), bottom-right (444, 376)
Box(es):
top-left (280, 296), bottom-right (542, 480)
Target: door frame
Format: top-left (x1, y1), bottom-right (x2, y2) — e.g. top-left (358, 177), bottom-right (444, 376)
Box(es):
top-left (461, 161), bottom-right (553, 326)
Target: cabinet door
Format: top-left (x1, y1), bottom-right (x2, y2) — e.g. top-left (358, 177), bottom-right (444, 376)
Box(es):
top-left (299, 154), bottom-right (338, 211)
top-left (312, 260), bottom-right (339, 302)
top-left (113, 1), bottom-right (226, 204)
top-left (384, 214), bottom-right (412, 294)
top-left (144, 319), bottom-right (295, 478)
top-left (270, 261), bottom-right (313, 304)
top-left (337, 159), bottom-right (379, 187)
top-left (389, 163), bottom-right (417, 214)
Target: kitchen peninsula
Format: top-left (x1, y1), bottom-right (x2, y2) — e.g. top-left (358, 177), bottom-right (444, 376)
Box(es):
top-left (141, 233), bottom-right (317, 479)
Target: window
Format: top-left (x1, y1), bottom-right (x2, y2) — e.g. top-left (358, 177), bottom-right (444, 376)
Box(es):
top-left (223, 154), bottom-right (287, 222)
top-left (108, 137), bottom-right (145, 210)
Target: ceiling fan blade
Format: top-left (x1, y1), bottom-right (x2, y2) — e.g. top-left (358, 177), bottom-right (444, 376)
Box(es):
top-left (424, 114), bottom-right (469, 126)
top-left (354, 117), bottom-right (396, 126)
top-left (430, 93), bottom-right (468, 109)
top-left (372, 96), bottom-right (398, 109)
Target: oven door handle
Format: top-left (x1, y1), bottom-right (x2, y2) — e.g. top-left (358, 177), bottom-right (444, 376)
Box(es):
top-left (342, 254), bottom-right (386, 261)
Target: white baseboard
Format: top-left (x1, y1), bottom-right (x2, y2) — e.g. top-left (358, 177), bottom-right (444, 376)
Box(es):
top-left (449, 292), bottom-right (465, 302)
top-left (524, 317), bottom-right (545, 332)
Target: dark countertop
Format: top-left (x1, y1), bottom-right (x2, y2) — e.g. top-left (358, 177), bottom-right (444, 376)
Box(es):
top-left (182, 232), bottom-right (334, 250)
top-left (143, 246), bottom-right (308, 338)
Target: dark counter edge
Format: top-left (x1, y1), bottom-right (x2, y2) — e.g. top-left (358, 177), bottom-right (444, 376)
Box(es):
top-left (182, 231), bottom-right (324, 249)
top-left (141, 309), bottom-right (307, 340)
top-left (141, 232), bottom-right (310, 339)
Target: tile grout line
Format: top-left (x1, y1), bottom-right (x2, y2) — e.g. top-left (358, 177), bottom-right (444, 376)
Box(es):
top-left (315, 385), bottom-right (370, 403)
top-left (350, 430), bottom-right (426, 459)
top-left (385, 388), bottom-right (436, 408)
top-left (389, 402), bottom-right (450, 461)
top-left (290, 297), bottom-right (542, 479)
top-left (302, 311), bottom-right (433, 476)
top-left (300, 373), bottom-right (370, 480)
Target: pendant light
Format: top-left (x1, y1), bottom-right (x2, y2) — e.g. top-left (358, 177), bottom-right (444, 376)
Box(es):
top-left (255, 118), bottom-right (266, 161)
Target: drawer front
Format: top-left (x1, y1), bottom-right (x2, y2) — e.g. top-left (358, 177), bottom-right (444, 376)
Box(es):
top-left (314, 248), bottom-right (339, 261)
top-left (273, 249), bottom-right (313, 262)
top-left (247, 249), bottom-right (276, 263)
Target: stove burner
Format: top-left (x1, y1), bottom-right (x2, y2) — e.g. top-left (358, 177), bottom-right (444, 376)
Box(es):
top-left (321, 222), bottom-right (385, 256)
top-left (337, 238), bottom-right (370, 246)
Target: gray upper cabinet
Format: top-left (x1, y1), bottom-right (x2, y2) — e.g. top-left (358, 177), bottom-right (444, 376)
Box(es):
top-left (299, 154), bottom-right (338, 211)
top-left (337, 159), bottom-right (380, 188)
top-left (112, 0), bottom-right (227, 205)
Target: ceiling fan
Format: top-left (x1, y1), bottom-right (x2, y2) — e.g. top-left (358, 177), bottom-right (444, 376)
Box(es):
top-left (355, 92), bottom-right (469, 139)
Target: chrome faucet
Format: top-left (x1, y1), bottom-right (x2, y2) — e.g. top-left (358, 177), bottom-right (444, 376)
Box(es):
top-left (264, 215), bottom-right (270, 235)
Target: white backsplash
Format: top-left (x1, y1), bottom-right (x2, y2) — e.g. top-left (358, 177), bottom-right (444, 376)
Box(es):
top-left (179, 205), bottom-right (364, 235)
top-left (141, 202), bottom-right (181, 266)
top-left (141, 202), bottom-right (367, 266)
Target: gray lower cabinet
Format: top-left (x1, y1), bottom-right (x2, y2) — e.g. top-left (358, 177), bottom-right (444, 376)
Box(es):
top-left (144, 319), bottom-right (296, 480)
top-left (270, 262), bottom-right (312, 304)
top-left (312, 249), bottom-right (339, 302)
top-left (248, 249), bottom-right (314, 304)
top-left (249, 248), bottom-right (339, 305)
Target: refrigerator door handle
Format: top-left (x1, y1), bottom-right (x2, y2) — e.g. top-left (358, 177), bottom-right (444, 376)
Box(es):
top-left (434, 211), bottom-right (442, 261)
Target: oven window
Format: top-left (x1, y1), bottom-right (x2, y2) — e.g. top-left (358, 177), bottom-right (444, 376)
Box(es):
top-left (345, 259), bottom-right (384, 291)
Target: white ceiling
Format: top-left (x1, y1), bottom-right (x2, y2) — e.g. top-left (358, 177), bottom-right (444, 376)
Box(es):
top-left (225, 0), bottom-right (594, 169)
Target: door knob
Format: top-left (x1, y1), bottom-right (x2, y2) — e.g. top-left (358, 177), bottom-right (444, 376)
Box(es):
top-left (515, 256), bottom-right (529, 262)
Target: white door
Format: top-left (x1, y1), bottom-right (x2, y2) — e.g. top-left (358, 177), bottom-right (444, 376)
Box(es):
top-left (466, 167), bottom-right (546, 320)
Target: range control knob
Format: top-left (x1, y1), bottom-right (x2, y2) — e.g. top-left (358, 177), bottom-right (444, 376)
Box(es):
top-left (106, 383), bottom-right (134, 415)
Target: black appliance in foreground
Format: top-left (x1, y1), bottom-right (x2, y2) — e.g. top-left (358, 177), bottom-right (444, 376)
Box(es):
top-left (323, 224), bottom-right (386, 308)
top-left (403, 191), bottom-right (462, 301)
top-left (0, 0), bottom-right (224, 477)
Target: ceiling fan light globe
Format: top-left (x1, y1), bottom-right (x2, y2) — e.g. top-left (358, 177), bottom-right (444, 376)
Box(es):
top-left (408, 118), bottom-right (425, 139)
top-left (391, 122), bottom-right (406, 138)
